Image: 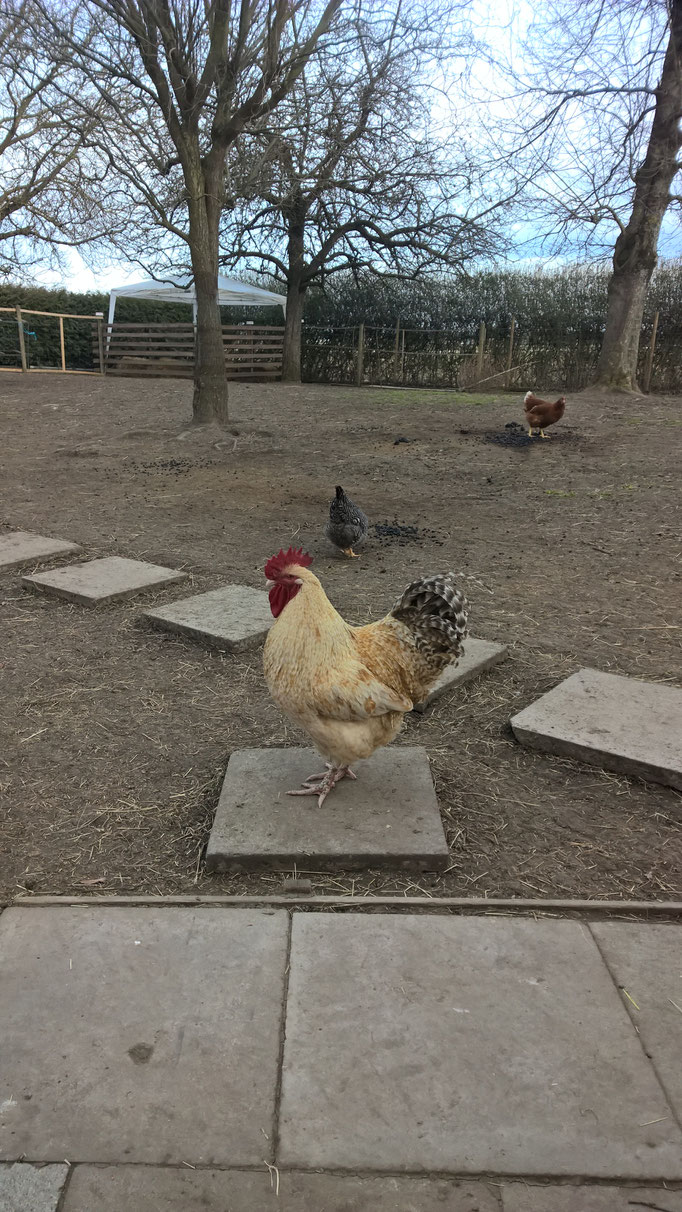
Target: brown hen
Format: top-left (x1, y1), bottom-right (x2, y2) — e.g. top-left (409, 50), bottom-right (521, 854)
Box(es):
top-left (524, 390), bottom-right (566, 438)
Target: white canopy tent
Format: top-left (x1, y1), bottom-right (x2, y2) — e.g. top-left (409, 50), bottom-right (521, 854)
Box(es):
top-left (107, 274), bottom-right (286, 330)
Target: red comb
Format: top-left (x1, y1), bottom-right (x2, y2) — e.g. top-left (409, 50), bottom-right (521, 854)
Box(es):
top-left (264, 546), bottom-right (313, 579)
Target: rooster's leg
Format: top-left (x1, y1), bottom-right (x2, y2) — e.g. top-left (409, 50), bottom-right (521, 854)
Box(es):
top-left (528, 427), bottom-right (534, 437)
top-left (540, 429), bottom-right (548, 438)
top-left (287, 764), bottom-right (356, 807)
top-left (300, 761), bottom-right (355, 784)
top-left (342, 547), bottom-right (359, 558)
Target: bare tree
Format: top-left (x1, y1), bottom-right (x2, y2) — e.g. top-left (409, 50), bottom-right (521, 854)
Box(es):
top-left (597, 0), bottom-right (682, 388)
top-left (0, 0), bottom-right (112, 278)
top-left (220, 1), bottom-right (509, 380)
top-left (42, 0), bottom-right (342, 424)
top-left (476, 0), bottom-right (682, 391)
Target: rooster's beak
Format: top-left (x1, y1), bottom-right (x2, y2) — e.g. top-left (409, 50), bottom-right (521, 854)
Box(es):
top-left (265, 579), bottom-right (275, 590)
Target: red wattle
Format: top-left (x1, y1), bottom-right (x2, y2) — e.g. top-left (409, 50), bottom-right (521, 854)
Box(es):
top-left (269, 581), bottom-right (300, 618)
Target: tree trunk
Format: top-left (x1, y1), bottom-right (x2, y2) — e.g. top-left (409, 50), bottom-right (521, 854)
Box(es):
top-left (595, 0), bottom-right (682, 391)
top-left (281, 278), bottom-right (306, 382)
top-left (188, 168), bottom-right (229, 426)
top-left (281, 197), bottom-right (308, 382)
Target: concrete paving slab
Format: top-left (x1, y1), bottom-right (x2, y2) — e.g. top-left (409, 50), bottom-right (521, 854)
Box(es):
top-left (590, 923), bottom-right (682, 1119)
top-left (145, 584), bottom-right (273, 651)
top-left (205, 746), bottom-right (449, 872)
top-left (279, 913), bottom-right (682, 1177)
top-left (510, 667), bottom-right (682, 790)
top-left (413, 638), bottom-right (508, 711)
top-left (64, 1167), bottom-right (499, 1211)
top-left (0, 530), bottom-right (80, 570)
top-left (22, 556), bottom-right (187, 605)
top-left (0, 1163), bottom-right (68, 1212)
top-left (0, 907), bottom-right (288, 1164)
top-left (501, 1183), bottom-right (682, 1211)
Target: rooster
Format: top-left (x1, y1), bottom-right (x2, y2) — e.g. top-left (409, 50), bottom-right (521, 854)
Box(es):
top-left (524, 390), bottom-right (566, 438)
top-left (263, 546), bottom-right (468, 805)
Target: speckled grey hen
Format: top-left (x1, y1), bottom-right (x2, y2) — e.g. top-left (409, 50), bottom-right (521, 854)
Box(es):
top-left (325, 485), bottom-right (369, 558)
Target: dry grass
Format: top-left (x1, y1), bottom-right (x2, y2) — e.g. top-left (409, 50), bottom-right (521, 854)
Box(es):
top-left (0, 373), bottom-right (680, 901)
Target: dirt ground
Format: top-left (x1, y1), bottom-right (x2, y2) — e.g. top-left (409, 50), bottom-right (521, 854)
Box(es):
top-left (1, 373), bottom-right (680, 902)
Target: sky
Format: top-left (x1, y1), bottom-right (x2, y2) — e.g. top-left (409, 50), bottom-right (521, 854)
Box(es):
top-left (32, 0), bottom-right (682, 294)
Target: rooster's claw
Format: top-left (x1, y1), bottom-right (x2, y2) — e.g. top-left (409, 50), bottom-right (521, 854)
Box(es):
top-left (286, 763), bottom-right (357, 806)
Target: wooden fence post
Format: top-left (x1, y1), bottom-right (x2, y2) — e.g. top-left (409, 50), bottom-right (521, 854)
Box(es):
top-left (643, 309), bottom-right (659, 393)
top-left (393, 317), bottom-right (400, 381)
top-left (400, 328), bottom-right (406, 383)
top-left (476, 321), bottom-right (486, 380)
top-left (16, 306), bottom-right (27, 372)
top-left (356, 322), bottom-right (365, 386)
top-left (59, 315), bottom-right (66, 371)
top-left (96, 318), bottom-right (105, 375)
top-left (505, 317), bottom-right (516, 388)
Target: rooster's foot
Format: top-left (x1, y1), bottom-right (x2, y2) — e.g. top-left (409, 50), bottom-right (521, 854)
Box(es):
top-left (342, 547), bottom-right (360, 558)
top-left (301, 762), bottom-right (357, 785)
top-left (287, 764), bottom-right (356, 807)
top-left (528, 428), bottom-right (534, 437)
top-left (540, 429), bottom-right (548, 438)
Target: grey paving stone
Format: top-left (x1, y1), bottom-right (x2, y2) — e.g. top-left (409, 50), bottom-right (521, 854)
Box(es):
top-left (0, 907), bottom-right (288, 1164)
top-left (590, 923), bottom-right (682, 1119)
top-left (413, 637), bottom-right (508, 711)
top-left (0, 530), bottom-right (80, 570)
top-left (64, 1167), bottom-right (499, 1211)
top-left (145, 584), bottom-right (272, 651)
top-left (510, 667), bottom-right (682, 790)
top-left (0, 1163), bottom-right (68, 1212)
top-left (279, 913), bottom-right (682, 1177)
top-left (205, 746), bottom-right (449, 872)
top-left (22, 556), bottom-right (187, 605)
top-left (501, 1183), bottom-right (682, 1211)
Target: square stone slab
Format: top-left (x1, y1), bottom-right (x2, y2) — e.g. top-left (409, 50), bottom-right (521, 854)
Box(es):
top-left (501, 1184), bottom-right (682, 1211)
top-left (22, 556), bottom-right (187, 606)
top-left (205, 746), bottom-right (449, 873)
top-left (145, 584), bottom-right (273, 652)
top-left (0, 530), bottom-right (80, 570)
top-left (590, 923), bottom-right (682, 1119)
top-left (279, 914), bottom-right (682, 1176)
top-left (0, 1163), bottom-right (68, 1212)
top-left (510, 667), bottom-right (682, 789)
top-left (413, 637), bottom-right (507, 711)
top-left (0, 907), bottom-right (288, 1164)
top-left (64, 1167), bottom-right (499, 1211)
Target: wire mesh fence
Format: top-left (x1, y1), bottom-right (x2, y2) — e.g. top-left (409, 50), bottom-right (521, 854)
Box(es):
top-left (0, 307), bottom-right (102, 372)
top-left (301, 317), bottom-right (681, 393)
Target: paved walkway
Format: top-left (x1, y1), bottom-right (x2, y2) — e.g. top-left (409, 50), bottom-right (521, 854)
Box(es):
top-left (0, 905), bottom-right (681, 1211)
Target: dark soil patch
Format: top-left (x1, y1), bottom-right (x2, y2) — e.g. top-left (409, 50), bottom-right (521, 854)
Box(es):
top-left (0, 376), bottom-right (680, 903)
top-left (485, 421), bottom-right (580, 448)
top-left (372, 521), bottom-right (443, 547)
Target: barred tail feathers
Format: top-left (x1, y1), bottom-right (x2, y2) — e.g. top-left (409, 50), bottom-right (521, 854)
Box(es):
top-left (390, 573), bottom-right (469, 660)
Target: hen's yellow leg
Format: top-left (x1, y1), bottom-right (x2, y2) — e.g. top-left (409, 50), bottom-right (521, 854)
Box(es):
top-left (342, 547), bottom-right (360, 558)
top-left (540, 429), bottom-right (548, 438)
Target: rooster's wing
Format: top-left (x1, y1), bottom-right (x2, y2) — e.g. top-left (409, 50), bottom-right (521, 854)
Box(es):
top-left (310, 666), bottom-right (412, 721)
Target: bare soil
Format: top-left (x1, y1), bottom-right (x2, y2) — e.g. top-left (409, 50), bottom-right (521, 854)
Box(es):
top-left (1, 374), bottom-right (680, 902)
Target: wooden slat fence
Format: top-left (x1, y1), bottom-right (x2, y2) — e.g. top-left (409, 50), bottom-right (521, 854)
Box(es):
top-left (101, 323), bottom-right (284, 380)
